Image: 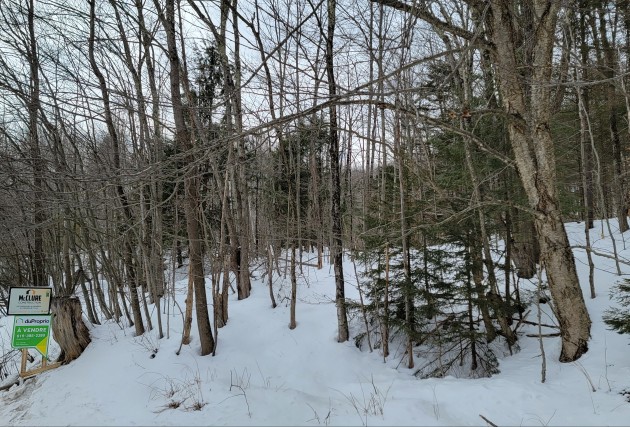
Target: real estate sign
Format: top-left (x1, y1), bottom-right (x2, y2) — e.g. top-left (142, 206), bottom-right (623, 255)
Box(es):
top-left (7, 287), bottom-right (52, 315)
top-left (11, 315), bottom-right (51, 357)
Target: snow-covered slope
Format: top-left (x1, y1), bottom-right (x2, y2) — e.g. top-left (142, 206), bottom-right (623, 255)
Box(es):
top-left (1, 220), bottom-right (629, 426)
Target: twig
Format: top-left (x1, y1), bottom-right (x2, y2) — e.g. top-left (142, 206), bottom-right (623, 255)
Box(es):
top-left (511, 309), bottom-right (531, 333)
top-left (229, 369), bottom-right (252, 418)
top-left (479, 414), bottom-right (498, 427)
top-left (604, 334), bottom-right (612, 392)
top-left (573, 361), bottom-right (596, 393)
top-left (305, 402), bottom-right (322, 425)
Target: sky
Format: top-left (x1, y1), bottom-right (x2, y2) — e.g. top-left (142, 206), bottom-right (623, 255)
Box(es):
top-left (0, 219), bottom-right (630, 426)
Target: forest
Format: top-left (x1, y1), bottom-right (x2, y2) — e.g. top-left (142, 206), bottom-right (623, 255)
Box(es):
top-left (1, 0), bottom-right (630, 394)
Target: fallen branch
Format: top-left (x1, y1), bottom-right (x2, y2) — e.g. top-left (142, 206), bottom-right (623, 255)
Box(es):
top-left (571, 245), bottom-right (630, 267)
top-left (511, 317), bottom-right (559, 329)
top-left (525, 333), bottom-right (561, 338)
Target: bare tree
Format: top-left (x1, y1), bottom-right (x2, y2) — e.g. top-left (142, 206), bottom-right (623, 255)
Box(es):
top-left (326, 0), bottom-right (349, 343)
top-left (88, 0), bottom-right (145, 337)
top-left (155, 0), bottom-right (215, 355)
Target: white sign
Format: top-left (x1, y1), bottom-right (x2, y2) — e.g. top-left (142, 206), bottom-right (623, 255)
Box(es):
top-left (7, 287), bottom-right (52, 315)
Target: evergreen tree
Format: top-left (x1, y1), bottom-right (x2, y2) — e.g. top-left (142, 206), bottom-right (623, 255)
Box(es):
top-left (603, 280), bottom-right (630, 334)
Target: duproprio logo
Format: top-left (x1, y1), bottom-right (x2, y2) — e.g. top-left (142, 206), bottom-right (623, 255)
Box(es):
top-left (15, 317), bottom-right (50, 325)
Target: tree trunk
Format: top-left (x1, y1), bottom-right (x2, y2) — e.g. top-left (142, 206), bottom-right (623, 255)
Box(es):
top-left (26, 0), bottom-right (46, 288)
top-left (596, 2), bottom-right (629, 232)
top-left (180, 273), bottom-right (193, 347)
top-left (575, 29), bottom-right (597, 298)
top-left (125, 249), bottom-right (145, 336)
top-left (382, 246), bottom-right (390, 358)
top-left (510, 211), bottom-right (539, 279)
top-left (577, 83), bottom-right (597, 299)
top-left (156, 0), bottom-right (214, 355)
top-left (231, 0), bottom-right (253, 300)
top-left (470, 238), bottom-right (497, 343)
top-left (267, 245), bottom-right (277, 309)
top-left (488, 0), bottom-right (591, 362)
top-left (80, 280), bottom-right (98, 325)
top-left (326, 0), bottom-right (349, 343)
top-left (51, 297), bottom-right (91, 365)
top-left (289, 244), bottom-right (297, 329)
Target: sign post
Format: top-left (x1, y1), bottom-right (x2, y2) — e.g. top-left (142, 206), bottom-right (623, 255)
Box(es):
top-left (7, 287), bottom-right (59, 378)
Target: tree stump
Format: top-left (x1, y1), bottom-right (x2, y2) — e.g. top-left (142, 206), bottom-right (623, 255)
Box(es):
top-left (51, 297), bottom-right (91, 365)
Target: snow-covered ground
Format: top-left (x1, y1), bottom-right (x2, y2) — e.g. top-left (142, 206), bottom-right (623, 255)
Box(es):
top-left (1, 220), bottom-right (630, 426)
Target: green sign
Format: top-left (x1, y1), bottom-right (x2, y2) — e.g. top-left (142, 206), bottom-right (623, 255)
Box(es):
top-left (12, 315), bottom-right (51, 357)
